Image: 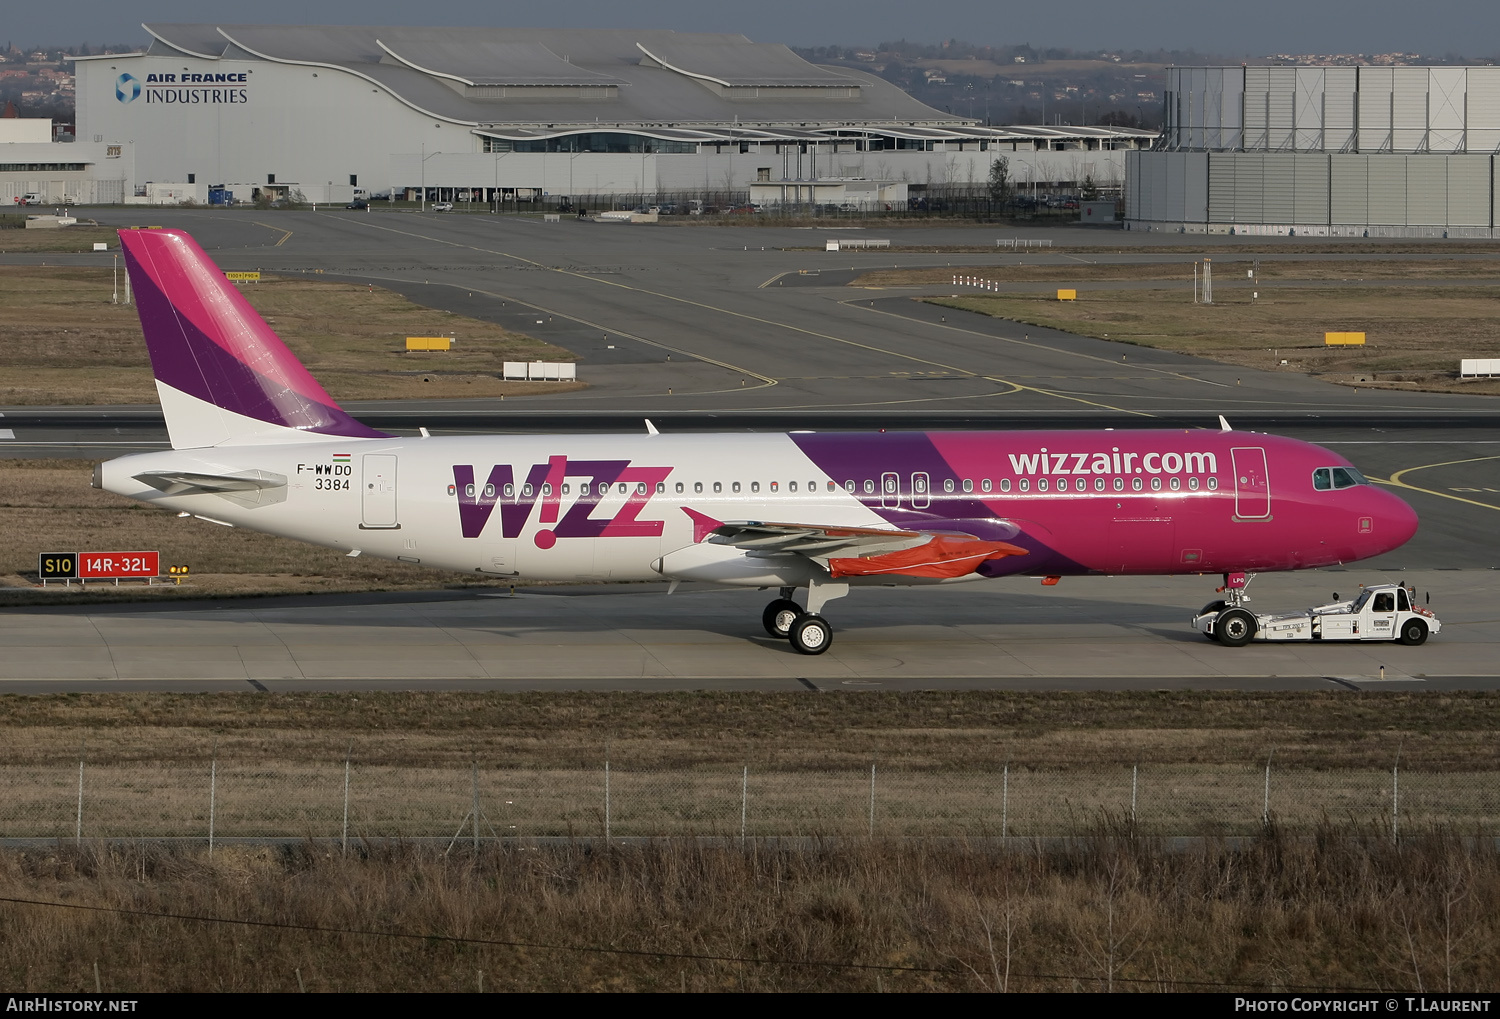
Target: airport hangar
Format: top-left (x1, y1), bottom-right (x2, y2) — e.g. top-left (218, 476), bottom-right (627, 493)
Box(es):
top-left (1127, 65), bottom-right (1500, 237)
top-left (64, 24), bottom-right (1153, 208)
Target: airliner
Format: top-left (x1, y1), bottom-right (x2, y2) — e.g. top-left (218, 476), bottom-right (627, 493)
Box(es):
top-left (94, 229), bottom-right (1420, 654)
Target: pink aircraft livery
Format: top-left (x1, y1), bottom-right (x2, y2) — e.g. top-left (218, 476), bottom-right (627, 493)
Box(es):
top-left (94, 229), bottom-right (1420, 654)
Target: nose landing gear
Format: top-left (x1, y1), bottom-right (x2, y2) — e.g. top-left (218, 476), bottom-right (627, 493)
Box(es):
top-left (762, 580), bottom-right (847, 656)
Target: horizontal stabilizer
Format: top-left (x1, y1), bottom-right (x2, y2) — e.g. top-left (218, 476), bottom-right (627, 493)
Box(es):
top-left (133, 468), bottom-right (287, 497)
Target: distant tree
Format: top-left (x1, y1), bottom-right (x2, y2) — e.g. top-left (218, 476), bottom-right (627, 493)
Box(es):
top-left (1080, 173), bottom-right (1099, 201)
top-left (987, 155), bottom-right (1010, 204)
top-left (1097, 110), bottom-right (1140, 128)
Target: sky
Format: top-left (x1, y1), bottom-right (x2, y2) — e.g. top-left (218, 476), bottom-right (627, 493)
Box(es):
top-left (8, 0), bottom-right (1500, 59)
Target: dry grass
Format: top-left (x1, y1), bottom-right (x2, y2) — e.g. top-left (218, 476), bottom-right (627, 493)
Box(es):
top-left (0, 459), bottom-right (511, 597)
top-left (1, 759), bottom-right (1492, 839)
top-left (0, 218), bottom-right (118, 253)
top-left (1, 689), bottom-right (1495, 771)
top-left (915, 285), bottom-right (1500, 395)
top-left (0, 266), bottom-right (579, 405)
top-left (9, 689), bottom-right (1498, 842)
top-left (1, 832), bottom-right (1497, 991)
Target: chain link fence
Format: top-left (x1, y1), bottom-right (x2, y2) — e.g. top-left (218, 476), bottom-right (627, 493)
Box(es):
top-left (4, 750), bottom-right (1499, 842)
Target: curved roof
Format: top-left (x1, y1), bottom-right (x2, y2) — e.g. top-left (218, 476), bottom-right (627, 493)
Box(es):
top-left (141, 24), bottom-right (965, 129)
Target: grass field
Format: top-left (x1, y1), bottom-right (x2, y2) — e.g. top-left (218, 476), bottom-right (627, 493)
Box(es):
top-left (0, 266), bottom-right (578, 405)
top-left (0, 214), bottom-right (117, 253)
top-left (902, 280), bottom-right (1500, 395)
top-left (0, 689), bottom-right (1492, 770)
top-left (1, 694), bottom-right (1495, 991)
top-left (4, 833), bottom-right (1496, 992)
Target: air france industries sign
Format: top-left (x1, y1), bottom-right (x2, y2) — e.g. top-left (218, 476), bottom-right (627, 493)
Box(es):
top-left (116, 71), bottom-right (250, 105)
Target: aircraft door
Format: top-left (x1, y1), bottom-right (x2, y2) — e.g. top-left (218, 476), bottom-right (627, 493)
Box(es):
top-left (361, 454), bottom-right (399, 528)
top-left (1230, 447), bottom-right (1271, 519)
top-left (881, 472), bottom-right (900, 509)
top-left (1366, 589), bottom-right (1398, 641)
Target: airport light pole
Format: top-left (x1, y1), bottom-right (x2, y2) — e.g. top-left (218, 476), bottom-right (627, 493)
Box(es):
top-left (420, 146), bottom-right (442, 213)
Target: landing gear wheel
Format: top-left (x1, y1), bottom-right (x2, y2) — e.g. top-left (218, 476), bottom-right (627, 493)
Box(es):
top-left (1199, 600), bottom-right (1229, 642)
top-left (1215, 608), bottom-right (1256, 647)
top-left (789, 613), bottom-right (832, 656)
top-left (1398, 619), bottom-right (1429, 646)
top-left (762, 599), bottom-right (802, 638)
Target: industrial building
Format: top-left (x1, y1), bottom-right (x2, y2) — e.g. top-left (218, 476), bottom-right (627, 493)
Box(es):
top-left (64, 24), bottom-right (1151, 206)
top-left (1127, 65), bottom-right (1500, 236)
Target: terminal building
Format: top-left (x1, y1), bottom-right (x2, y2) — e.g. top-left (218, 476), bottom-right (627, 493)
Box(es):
top-left (64, 24), bottom-right (1153, 207)
top-left (1127, 65), bottom-right (1500, 236)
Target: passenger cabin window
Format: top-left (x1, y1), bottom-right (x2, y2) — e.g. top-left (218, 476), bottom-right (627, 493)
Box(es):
top-left (732, 482), bottom-right (741, 493)
top-left (1373, 592), bottom-right (1395, 612)
top-left (713, 482), bottom-right (722, 493)
top-left (675, 482), bottom-right (684, 493)
top-left (694, 482), bottom-right (703, 494)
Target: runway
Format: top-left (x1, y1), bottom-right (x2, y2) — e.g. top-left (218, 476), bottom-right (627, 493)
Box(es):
top-left (1, 571), bottom-right (1495, 691)
top-left (2, 211), bottom-right (1498, 691)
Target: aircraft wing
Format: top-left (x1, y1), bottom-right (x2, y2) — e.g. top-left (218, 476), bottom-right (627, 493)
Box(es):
top-left (699, 516), bottom-right (1027, 580)
top-left (705, 520), bottom-right (928, 557)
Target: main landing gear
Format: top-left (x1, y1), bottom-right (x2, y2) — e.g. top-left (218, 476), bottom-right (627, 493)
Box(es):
top-left (762, 580), bottom-right (847, 656)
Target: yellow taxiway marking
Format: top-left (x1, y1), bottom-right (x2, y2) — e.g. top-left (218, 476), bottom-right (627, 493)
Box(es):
top-left (1369, 456), bottom-right (1500, 512)
top-left (252, 221), bottom-right (293, 246)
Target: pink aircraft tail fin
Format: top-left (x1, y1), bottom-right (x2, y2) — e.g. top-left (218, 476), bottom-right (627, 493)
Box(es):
top-left (119, 228), bottom-right (387, 448)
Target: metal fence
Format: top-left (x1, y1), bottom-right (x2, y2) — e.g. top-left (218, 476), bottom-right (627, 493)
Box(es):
top-left (4, 754), bottom-right (1497, 843)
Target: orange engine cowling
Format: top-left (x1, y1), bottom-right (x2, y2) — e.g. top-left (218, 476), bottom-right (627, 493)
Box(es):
top-left (828, 536), bottom-right (1026, 580)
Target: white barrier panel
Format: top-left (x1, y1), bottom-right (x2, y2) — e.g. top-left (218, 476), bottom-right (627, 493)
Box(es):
top-left (1460, 358), bottom-right (1500, 377)
top-left (504, 361), bottom-right (576, 381)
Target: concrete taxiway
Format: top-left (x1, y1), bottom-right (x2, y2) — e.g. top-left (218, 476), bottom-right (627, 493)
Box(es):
top-left (1, 571), bottom-right (1494, 692)
top-left (3, 212), bottom-right (1498, 692)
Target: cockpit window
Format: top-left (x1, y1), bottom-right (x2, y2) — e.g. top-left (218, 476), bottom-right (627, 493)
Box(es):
top-left (1313, 466), bottom-right (1368, 491)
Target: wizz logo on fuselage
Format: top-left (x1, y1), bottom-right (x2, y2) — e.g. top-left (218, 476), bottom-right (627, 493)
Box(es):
top-left (452, 458), bottom-right (671, 539)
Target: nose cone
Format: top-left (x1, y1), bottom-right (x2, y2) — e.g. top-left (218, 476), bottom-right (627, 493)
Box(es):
top-left (1371, 487), bottom-right (1419, 556)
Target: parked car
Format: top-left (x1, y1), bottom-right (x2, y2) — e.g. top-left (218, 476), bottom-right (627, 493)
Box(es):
top-left (346, 199), bottom-right (369, 210)
top-left (431, 202), bottom-right (454, 212)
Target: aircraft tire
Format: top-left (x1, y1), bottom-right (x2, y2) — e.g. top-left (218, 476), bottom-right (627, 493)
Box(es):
top-left (1398, 619), bottom-right (1429, 646)
top-left (789, 614), bottom-right (832, 656)
top-left (762, 599), bottom-right (803, 638)
top-left (1199, 600), bottom-right (1227, 616)
top-left (1215, 609), bottom-right (1256, 647)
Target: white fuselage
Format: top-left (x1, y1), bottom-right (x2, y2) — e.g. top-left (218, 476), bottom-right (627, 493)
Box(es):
top-left (98, 433), bottom-right (894, 585)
